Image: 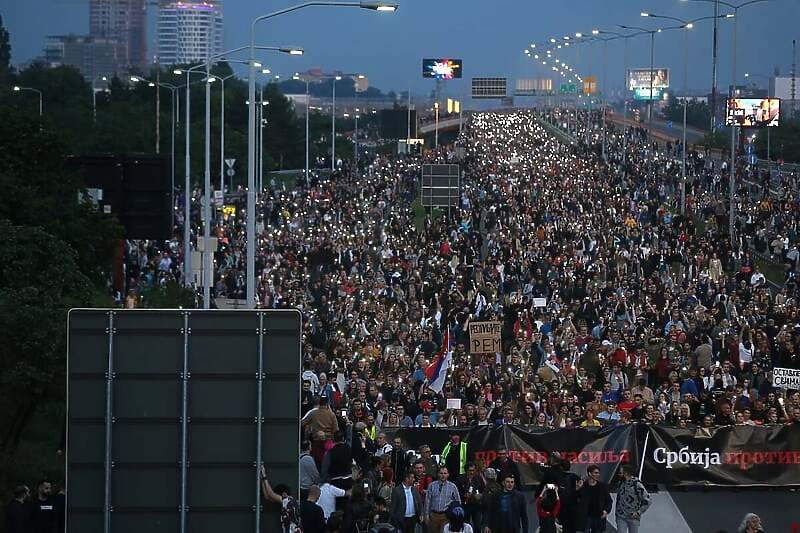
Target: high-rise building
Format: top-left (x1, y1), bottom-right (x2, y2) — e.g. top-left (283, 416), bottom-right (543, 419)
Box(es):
top-left (89, 0), bottom-right (147, 73)
top-left (157, 1), bottom-right (224, 66)
top-left (44, 34), bottom-right (119, 80)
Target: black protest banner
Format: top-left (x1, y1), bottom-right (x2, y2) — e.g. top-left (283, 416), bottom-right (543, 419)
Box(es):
top-left (391, 425), bottom-right (636, 486)
top-left (504, 425), bottom-right (635, 485)
top-left (642, 424), bottom-right (800, 486)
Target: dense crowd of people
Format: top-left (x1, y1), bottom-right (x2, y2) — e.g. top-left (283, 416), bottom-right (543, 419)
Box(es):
top-left (105, 107), bottom-right (800, 533)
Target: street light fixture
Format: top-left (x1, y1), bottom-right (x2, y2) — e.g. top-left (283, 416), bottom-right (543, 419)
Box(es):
top-left (12, 85), bottom-right (43, 116)
top-left (246, 1), bottom-right (397, 311)
top-left (92, 75), bottom-right (108, 123)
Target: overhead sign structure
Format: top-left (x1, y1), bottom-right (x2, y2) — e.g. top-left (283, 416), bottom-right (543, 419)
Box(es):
top-left (627, 68), bottom-right (670, 90)
top-left (469, 321), bottom-right (502, 354)
top-left (634, 87), bottom-right (664, 101)
top-left (420, 164), bottom-right (460, 209)
top-left (422, 58), bottom-right (463, 80)
top-left (472, 77), bottom-right (507, 99)
top-left (559, 83), bottom-right (577, 95)
top-left (66, 309), bottom-right (302, 533)
top-left (583, 76), bottom-right (598, 95)
top-left (515, 79), bottom-right (553, 96)
top-left (726, 98), bottom-right (780, 127)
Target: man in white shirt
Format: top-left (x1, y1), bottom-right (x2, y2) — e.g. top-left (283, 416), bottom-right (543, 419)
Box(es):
top-left (317, 482), bottom-right (346, 520)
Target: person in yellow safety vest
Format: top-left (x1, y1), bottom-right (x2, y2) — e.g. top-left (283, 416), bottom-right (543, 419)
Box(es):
top-left (440, 433), bottom-right (468, 475)
top-left (364, 414), bottom-right (378, 442)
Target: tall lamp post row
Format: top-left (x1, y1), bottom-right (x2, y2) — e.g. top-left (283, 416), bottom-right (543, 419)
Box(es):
top-left (246, 1), bottom-right (397, 311)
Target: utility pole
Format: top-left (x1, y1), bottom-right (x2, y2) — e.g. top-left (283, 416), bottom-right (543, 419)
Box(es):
top-left (710, 0), bottom-right (719, 131)
top-left (155, 56), bottom-right (161, 154)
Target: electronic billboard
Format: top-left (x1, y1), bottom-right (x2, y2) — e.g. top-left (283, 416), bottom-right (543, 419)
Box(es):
top-left (726, 98), bottom-right (780, 127)
top-left (422, 59), bottom-right (463, 79)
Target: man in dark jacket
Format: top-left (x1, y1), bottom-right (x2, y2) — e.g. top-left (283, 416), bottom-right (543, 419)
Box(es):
top-left (489, 448), bottom-right (521, 487)
top-left (487, 474), bottom-right (528, 533)
top-left (299, 485), bottom-right (325, 532)
top-left (4, 485), bottom-right (32, 533)
top-left (578, 465), bottom-right (612, 533)
top-left (322, 431), bottom-right (354, 492)
top-left (389, 471), bottom-right (423, 533)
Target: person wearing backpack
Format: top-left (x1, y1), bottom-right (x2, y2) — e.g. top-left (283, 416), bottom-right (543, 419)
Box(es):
top-left (613, 466), bottom-right (651, 533)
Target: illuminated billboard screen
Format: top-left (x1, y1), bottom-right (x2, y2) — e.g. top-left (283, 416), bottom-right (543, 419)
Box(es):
top-left (422, 58), bottom-right (463, 79)
top-left (726, 98), bottom-right (780, 127)
top-left (627, 68), bottom-right (670, 90)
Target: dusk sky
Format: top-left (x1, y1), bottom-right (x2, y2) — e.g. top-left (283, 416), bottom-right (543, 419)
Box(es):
top-left (3, 0), bottom-right (799, 98)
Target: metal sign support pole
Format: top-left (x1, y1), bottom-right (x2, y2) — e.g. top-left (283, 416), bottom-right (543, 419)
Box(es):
top-left (103, 311), bottom-right (116, 533)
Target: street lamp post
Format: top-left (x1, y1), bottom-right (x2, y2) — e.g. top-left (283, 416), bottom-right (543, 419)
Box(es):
top-left (247, 0), bottom-right (397, 309)
top-left (745, 72), bottom-right (772, 173)
top-left (217, 74), bottom-right (235, 194)
top-left (331, 74), bottom-right (341, 170)
top-left (434, 101), bottom-right (440, 149)
top-left (640, 13), bottom-right (733, 214)
top-left (174, 45), bottom-right (302, 293)
top-left (293, 73), bottom-right (312, 185)
top-left (131, 76), bottom-right (182, 222)
top-left (619, 24), bottom-right (659, 133)
top-left (92, 76), bottom-right (108, 123)
top-left (13, 86), bottom-right (43, 116)
top-left (681, 0), bottom-right (771, 244)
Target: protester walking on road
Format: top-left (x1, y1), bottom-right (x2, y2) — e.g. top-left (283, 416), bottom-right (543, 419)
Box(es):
top-left (578, 465), bottom-right (612, 533)
top-left (425, 467), bottom-right (461, 533)
top-left (614, 466), bottom-right (651, 533)
top-left (390, 471), bottom-right (423, 533)
top-left (485, 474), bottom-right (528, 533)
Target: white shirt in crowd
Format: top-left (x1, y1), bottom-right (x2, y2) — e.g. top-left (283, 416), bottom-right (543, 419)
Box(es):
top-left (318, 483), bottom-right (346, 519)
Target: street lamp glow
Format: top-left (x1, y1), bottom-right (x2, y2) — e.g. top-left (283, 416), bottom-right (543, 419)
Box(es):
top-left (725, 13), bottom-right (735, 18)
top-left (13, 85), bottom-right (20, 91)
top-left (359, 1), bottom-right (398, 11)
top-left (357, 74), bottom-right (366, 79)
top-left (685, 22), bottom-right (694, 28)
top-left (288, 49), bottom-right (304, 55)
top-left (148, 82), bottom-right (156, 87)
top-left (253, 61), bottom-right (262, 68)
top-left (641, 12), bottom-right (650, 17)
top-left (130, 76), bottom-right (140, 82)
top-left (262, 68), bottom-right (272, 74)
top-left (101, 76), bottom-right (108, 81)
top-left (206, 77), bottom-right (216, 83)
top-left (550, 38), bottom-right (556, 43)
top-left (173, 69), bottom-right (183, 75)
top-left (575, 32), bottom-right (582, 37)
top-left (534, 54), bottom-right (539, 59)
top-left (335, 75), bottom-right (342, 80)
top-left (592, 29), bottom-right (599, 35)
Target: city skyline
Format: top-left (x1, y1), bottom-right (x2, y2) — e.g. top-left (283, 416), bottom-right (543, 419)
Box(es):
top-left (3, 0), bottom-right (800, 96)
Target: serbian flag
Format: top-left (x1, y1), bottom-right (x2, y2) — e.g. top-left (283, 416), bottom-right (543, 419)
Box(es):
top-left (424, 329), bottom-right (451, 394)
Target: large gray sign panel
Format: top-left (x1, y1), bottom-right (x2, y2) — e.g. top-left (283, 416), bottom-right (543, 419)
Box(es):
top-left (66, 309), bottom-right (301, 533)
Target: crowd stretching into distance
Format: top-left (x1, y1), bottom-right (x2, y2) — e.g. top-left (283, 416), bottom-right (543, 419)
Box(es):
top-left (121, 108), bottom-right (799, 533)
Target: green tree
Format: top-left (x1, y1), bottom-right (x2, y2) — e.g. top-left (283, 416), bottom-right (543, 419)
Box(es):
top-left (662, 94), bottom-right (711, 132)
top-left (0, 220), bottom-right (94, 453)
top-left (753, 119), bottom-right (800, 163)
top-left (0, 106), bottom-right (122, 281)
top-left (0, 15), bottom-right (10, 86)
